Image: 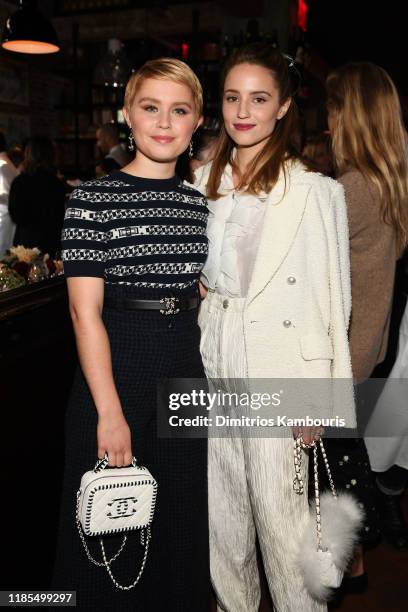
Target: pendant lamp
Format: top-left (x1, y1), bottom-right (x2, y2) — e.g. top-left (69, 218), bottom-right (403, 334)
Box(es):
top-left (1, 0), bottom-right (60, 54)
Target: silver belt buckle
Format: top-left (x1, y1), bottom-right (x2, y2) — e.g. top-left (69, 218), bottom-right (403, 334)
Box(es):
top-left (159, 296), bottom-right (180, 315)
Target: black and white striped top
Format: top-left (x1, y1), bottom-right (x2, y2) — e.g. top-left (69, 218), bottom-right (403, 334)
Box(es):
top-left (61, 171), bottom-right (208, 291)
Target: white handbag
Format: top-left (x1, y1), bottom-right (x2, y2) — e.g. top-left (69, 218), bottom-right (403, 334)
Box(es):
top-left (76, 454), bottom-right (158, 590)
top-left (293, 437), bottom-right (364, 602)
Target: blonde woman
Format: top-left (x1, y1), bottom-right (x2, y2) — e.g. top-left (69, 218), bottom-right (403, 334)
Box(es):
top-left (195, 43), bottom-right (356, 612)
top-left (51, 59), bottom-right (210, 610)
top-left (325, 62), bottom-right (408, 591)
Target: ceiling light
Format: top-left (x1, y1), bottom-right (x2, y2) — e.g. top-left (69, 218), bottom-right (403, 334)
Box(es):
top-left (2, 0), bottom-right (60, 55)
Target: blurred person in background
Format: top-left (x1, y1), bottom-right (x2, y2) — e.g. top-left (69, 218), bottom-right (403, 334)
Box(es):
top-left (365, 294), bottom-right (408, 549)
top-left (95, 122), bottom-right (130, 168)
top-left (325, 61), bottom-right (408, 595)
top-left (95, 156), bottom-right (122, 178)
top-left (189, 126), bottom-right (218, 174)
top-left (7, 145), bottom-right (24, 173)
top-left (8, 137), bottom-right (66, 257)
top-left (302, 131), bottom-right (334, 176)
top-left (0, 131), bottom-right (18, 255)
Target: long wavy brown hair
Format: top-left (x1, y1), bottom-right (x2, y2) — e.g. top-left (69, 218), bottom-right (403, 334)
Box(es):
top-left (327, 62), bottom-right (408, 255)
top-left (206, 44), bottom-right (302, 200)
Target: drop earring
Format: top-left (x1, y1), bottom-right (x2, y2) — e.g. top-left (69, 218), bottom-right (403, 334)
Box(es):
top-left (189, 140), bottom-right (193, 159)
top-left (128, 129), bottom-right (135, 151)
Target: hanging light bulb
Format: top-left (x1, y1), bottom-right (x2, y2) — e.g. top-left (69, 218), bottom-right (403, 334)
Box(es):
top-left (1, 0), bottom-right (60, 55)
top-left (93, 39), bottom-right (131, 88)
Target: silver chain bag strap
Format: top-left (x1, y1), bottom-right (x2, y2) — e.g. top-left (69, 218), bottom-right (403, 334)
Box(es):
top-left (293, 437), bottom-right (364, 602)
top-left (76, 454), bottom-right (158, 590)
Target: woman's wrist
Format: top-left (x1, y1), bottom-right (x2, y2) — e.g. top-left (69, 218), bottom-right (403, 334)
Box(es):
top-left (96, 403), bottom-right (124, 420)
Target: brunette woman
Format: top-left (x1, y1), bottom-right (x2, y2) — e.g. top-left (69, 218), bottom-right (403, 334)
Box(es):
top-left (195, 43), bottom-right (356, 612)
top-left (51, 59), bottom-right (210, 611)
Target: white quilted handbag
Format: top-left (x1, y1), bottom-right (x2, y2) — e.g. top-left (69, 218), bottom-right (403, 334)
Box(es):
top-left (76, 454), bottom-right (157, 590)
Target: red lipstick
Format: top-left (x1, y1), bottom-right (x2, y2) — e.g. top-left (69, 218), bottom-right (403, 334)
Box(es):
top-left (233, 123), bottom-right (256, 131)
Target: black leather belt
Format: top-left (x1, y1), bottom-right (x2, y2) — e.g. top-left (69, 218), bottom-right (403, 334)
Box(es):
top-left (104, 295), bottom-right (200, 315)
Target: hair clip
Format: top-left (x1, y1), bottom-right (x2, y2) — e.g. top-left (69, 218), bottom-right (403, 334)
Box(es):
top-left (282, 53), bottom-right (301, 95)
top-left (282, 53), bottom-right (295, 68)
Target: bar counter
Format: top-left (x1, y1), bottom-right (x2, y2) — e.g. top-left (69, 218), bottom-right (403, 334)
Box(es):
top-left (1, 276), bottom-right (77, 589)
top-left (0, 276), bottom-right (67, 321)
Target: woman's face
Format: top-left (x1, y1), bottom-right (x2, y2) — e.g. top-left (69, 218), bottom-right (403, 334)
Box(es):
top-left (123, 78), bottom-right (202, 164)
top-left (222, 63), bottom-right (291, 150)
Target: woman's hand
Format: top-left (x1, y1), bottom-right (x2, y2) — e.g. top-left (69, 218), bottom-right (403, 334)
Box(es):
top-left (97, 412), bottom-right (133, 467)
top-left (292, 425), bottom-right (324, 446)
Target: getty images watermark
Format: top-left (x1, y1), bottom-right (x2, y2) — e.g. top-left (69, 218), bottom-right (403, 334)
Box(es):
top-left (157, 377), bottom-right (408, 438)
top-left (157, 383), bottom-right (349, 437)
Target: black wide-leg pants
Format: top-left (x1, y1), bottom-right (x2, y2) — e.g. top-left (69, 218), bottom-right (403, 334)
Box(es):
top-left (51, 301), bottom-right (209, 611)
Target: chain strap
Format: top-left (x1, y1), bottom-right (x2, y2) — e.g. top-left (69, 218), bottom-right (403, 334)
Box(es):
top-left (76, 490), bottom-right (127, 566)
top-left (76, 489), bottom-right (151, 589)
top-left (99, 526), bottom-right (151, 590)
top-left (293, 436), bottom-right (306, 494)
top-left (293, 437), bottom-right (337, 552)
top-left (319, 439), bottom-right (337, 499)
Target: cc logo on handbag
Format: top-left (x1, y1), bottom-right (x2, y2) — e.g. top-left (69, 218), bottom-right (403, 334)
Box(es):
top-left (106, 496), bottom-right (138, 519)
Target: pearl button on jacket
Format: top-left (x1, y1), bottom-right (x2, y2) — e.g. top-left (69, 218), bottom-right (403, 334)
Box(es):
top-left (194, 159), bottom-right (356, 428)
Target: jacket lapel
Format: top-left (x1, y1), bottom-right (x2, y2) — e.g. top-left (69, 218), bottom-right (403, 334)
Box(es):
top-left (246, 174), bottom-right (311, 305)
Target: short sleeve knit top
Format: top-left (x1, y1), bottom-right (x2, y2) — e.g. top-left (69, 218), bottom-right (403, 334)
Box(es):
top-left (61, 170), bottom-right (208, 293)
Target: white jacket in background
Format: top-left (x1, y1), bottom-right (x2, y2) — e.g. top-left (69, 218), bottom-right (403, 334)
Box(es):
top-left (0, 152), bottom-right (18, 255)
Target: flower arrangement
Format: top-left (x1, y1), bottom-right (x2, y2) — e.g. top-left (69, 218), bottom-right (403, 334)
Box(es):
top-left (0, 246), bottom-right (63, 292)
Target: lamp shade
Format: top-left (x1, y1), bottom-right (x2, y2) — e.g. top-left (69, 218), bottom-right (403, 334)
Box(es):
top-left (2, 0), bottom-right (60, 54)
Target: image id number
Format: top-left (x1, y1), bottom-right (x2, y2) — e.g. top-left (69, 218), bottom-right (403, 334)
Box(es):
top-left (0, 591), bottom-right (76, 607)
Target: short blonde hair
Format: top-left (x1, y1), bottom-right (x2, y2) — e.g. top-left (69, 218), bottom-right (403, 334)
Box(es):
top-left (124, 58), bottom-right (203, 117)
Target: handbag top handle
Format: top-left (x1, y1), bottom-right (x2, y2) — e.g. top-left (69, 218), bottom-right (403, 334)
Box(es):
top-left (93, 453), bottom-right (138, 473)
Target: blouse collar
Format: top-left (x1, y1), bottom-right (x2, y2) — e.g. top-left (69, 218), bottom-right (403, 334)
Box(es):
top-left (222, 149), bottom-right (288, 202)
top-left (221, 149), bottom-right (268, 201)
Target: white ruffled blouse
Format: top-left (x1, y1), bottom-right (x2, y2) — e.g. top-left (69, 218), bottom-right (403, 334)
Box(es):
top-left (200, 164), bottom-right (268, 298)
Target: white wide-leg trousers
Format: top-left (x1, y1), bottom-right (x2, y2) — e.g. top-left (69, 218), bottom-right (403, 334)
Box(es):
top-left (199, 291), bottom-right (327, 612)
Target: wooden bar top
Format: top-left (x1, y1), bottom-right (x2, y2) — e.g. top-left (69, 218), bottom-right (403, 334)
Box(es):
top-left (0, 276), bottom-right (67, 322)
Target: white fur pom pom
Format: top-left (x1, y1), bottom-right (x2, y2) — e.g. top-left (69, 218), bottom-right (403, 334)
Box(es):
top-left (319, 491), bottom-right (365, 569)
top-left (296, 492), bottom-right (365, 601)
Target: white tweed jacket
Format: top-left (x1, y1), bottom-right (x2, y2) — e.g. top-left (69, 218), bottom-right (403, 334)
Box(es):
top-left (194, 159), bottom-right (356, 427)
